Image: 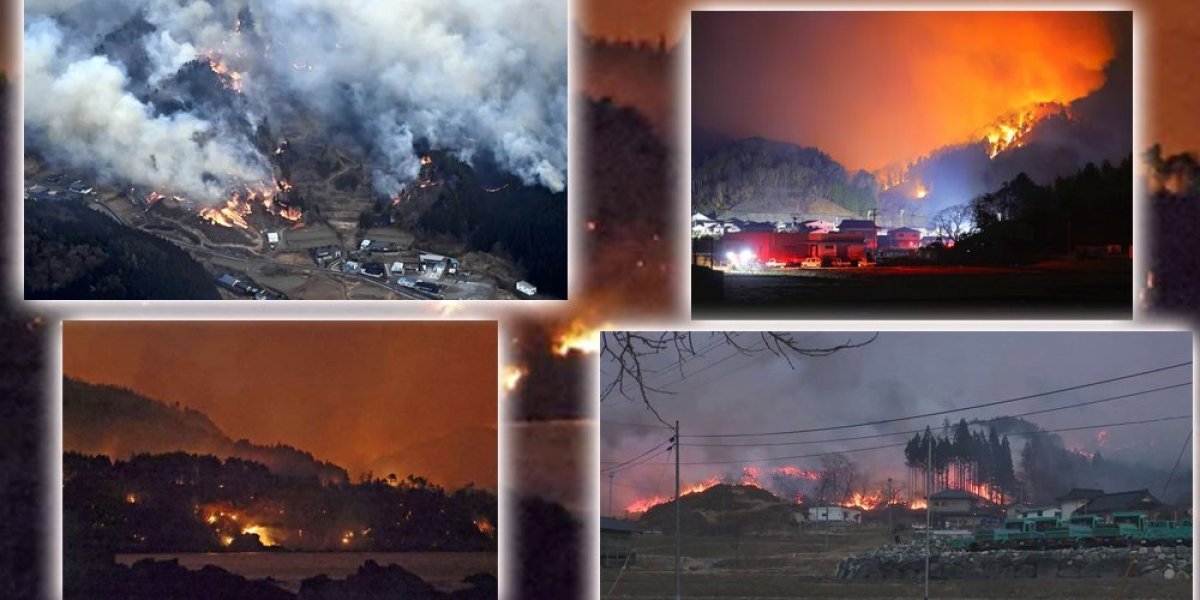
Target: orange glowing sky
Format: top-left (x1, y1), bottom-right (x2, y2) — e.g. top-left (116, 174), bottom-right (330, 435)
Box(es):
top-left (691, 11), bottom-right (1119, 171)
top-left (584, 0), bottom-right (1200, 157)
top-left (62, 321), bottom-right (497, 488)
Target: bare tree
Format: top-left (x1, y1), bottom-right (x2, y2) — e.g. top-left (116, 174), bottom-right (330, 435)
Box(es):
top-left (600, 332), bottom-right (877, 427)
top-left (930, 203), bottom-right (975, 243)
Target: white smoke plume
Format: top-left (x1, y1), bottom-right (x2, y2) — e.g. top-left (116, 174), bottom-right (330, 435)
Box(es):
top-left (25, 0), bottom-right (568, 197)
top-left (24, 17), bottom-right (268, 200)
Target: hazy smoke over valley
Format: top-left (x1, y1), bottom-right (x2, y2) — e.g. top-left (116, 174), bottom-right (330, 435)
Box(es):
top-left (25, 0), bottom-right (567, 201)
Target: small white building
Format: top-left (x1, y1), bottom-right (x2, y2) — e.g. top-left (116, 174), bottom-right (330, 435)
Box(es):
top-left (516, 281), bottom-right (537, 296)
top-left (807, 505), bottom-right (862, 523)
top-left (266, 232), bottom-right (281, 245)
top-left (1017, 505), bottom-right (1062, 520)
top-left (389, 262), bottom-right (405, 274)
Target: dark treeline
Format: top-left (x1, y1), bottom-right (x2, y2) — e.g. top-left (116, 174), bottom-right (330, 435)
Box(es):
top-left (64, 451), bottom-right (497, 555)
top-left (417, 153), bottom-right (567, 298)
top-left (952, 157), bottom-right (1132, 263)
top-left (903, 419), bottom-right (1018, 503)
top-left (24, 200), bottom-right (220, 299)
top-left (691, 137), bottom-right (877, 216)
top-left (65, 378), bottom-right (350, 484)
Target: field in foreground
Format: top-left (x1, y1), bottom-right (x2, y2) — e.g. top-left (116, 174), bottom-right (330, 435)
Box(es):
top-left (693, 260), bottom-right (1131, 319)
top-left (601, 528), bottom-right (1191, 599)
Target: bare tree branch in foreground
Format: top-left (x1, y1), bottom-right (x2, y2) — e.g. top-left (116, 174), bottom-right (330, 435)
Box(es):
top-left (600, 332), bottom-right (877, 427)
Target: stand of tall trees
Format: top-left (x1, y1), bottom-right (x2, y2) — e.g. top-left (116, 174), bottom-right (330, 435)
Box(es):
top-left (903, 419), bottom-right (1017, 503)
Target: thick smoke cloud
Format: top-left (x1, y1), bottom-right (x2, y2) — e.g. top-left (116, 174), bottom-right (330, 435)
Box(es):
top-left (24, 17), bottom-right (268, 200)
top-left (25, 0), bottom-right (567, 201)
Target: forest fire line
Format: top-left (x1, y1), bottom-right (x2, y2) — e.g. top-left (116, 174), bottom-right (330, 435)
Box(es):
top-left (981, 103), bottom-right (1069, 159)
top-left (196, 184), bottom-right (304, 229)
top-left (621, 462), bottom-right (979, 515)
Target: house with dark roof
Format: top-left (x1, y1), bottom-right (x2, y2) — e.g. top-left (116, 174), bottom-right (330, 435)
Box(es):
top-left (928, 489), bottom-right (1003, 529)
top-left (1056, 488), bottom-right (1105, 520)
top-left (1077, 489), bottom-right (1169, 520)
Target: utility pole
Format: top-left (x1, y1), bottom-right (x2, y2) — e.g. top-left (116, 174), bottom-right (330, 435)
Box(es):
top-left (608, 472), bottom-right (614, 518)
top-left (674, 420), bottom-right (681, 600)
top-left (925, 437), bottom-right (932, 600)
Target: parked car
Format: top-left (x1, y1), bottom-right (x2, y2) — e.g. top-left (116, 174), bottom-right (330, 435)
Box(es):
top-left (801, 257), bottom-right (822, 268)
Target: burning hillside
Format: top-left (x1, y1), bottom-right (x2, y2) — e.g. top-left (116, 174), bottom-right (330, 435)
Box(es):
top-left (24, 1), bottom-right (566, 213)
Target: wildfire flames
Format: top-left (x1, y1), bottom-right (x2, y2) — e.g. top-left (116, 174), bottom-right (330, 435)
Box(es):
top-left (474, 518), bottom-right (495, 538)
top-left (553, 320), bottom-right (610, 356)
top-left (241, 524), bottom-right (278, 547)
top-left (206, 53), bottom-right (245, 93)
top-left (502, 365), bottom-right (527, 392)
top-left (197, 186), bottom-right (303, 229)
top-left (980, 103), bottom-right (1067, 159)
top-left (200, 193), bottom-right (253, 229)
top-left (623, 467), bottom-right (824, 514)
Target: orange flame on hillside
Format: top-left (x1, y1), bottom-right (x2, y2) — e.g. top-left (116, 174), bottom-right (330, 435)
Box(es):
top-left (200, 193), bottom-right (252, 229)
top-left (625, 476), bottom-right (722, 514)
top-left (205, 53), bottom-right (245, 93)
top-left (909, 499), bottom-right (928, 510)
top-left (980, 103), bottom-right (1067, 159)
top-left (553, 320), bottom-right (610, 356)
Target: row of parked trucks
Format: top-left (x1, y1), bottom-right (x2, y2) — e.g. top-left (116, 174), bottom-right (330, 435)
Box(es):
top-left (951, 513), bottom-right (1192, 551)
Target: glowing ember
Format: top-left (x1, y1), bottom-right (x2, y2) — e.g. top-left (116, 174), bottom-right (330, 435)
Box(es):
top-left (1096, 430), bottom-right (1109, 446)
top-left (474, 518), bottom-right (495, 537)
top-left (1068, 447), bottom-right (1096, 461)
top-left (914, 183), bottom-right (928, 199)
top-left (125, 493), bottom-right (138, 504)
top-left (420, 156), bottom-right (433, 166)
top-left (553, 320), bottom-right (610, 356)
top-left (502, 365), bottom-right (527, 392)
top-left (220, 535), bottom-right (234, 547)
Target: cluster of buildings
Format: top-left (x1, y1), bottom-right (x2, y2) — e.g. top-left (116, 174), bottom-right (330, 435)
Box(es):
top-left (926, 487), bottom-right (1183, 530)
top-left (693, 213), bottom-right (939, 267)
top-left (789, 487), bottom-right (1185, 531)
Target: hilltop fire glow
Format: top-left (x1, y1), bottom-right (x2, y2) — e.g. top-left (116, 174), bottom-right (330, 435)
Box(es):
top-left (980, 103), bottom-right (1069, 159)
top-left (623, 467), bottom-right (822, 514)
top-left (622, 465), bottom-right (963, 515)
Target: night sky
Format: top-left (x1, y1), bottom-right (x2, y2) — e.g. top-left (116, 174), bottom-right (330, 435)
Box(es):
top-left (601, 331), bottom-right (1192, 515)
top-left (583, 0), bottom-right (1200, 157)
top-left (63, 321), bottom-right (498, 489)
top-left (692, 11), bottom-right (1121, 172)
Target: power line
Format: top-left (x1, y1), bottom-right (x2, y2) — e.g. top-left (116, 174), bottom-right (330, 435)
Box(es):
top-left (674, 415), bottom-right (1191, 466)
top-left (1161, 430), bottom-right (1192, 499)
top-left (685, 362), bottom-right (1192, 439)
top-left (681, 381), bottom-right (1191, 448)
top-left (602, 439), bottom-right (670, 474)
